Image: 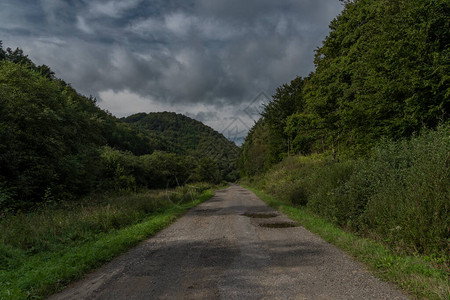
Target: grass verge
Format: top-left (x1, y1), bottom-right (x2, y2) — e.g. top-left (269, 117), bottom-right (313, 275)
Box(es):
top-left (242, 184), bottom-right (450, 300)
top-left (0, 185), bottom-right (215, 299)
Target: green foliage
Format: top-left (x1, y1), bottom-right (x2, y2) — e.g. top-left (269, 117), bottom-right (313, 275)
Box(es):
top-left (239, 77), bottom-right (309, 176)
top-left (309, 126), bottom-right (450, 256)
top-left (191, 158), bottom-right (222, 184)
top-left (358, 127), bottom-right (449, 255)
top-left (262, 76), bottom-right (306, 160)
top-left (0, 61), bottom-right (103, 209)
top-left (242, 127), bottom-right (450, 260)
top-left (304, 0), bottom-right (449, 153)
top-left (238, 119), bottom-right (271, 176)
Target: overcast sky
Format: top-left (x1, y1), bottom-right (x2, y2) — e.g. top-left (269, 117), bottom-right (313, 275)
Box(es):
top-left (0, 0), bottom-right (343, 143)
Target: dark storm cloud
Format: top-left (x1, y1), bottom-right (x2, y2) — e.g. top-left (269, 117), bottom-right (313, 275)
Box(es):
top-left (0, 0), bottom-right (343, 132)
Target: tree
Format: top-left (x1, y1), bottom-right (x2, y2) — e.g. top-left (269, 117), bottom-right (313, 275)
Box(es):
top-left (0, 41), bottom-right (5, 60)
top-left (261, 76), bottom-right (306, 161)
top-left (238, 119), bottom-right (271, 176)
top-left (303, 0), bottom-right (449, 153)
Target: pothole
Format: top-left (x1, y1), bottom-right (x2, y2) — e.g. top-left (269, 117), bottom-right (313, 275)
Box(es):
top-left (242, 212), bottom-right (278, 218)
top-left (193, 208), bottom-right (220, 214)
top-left (258, 222), bottom-right (299, 228)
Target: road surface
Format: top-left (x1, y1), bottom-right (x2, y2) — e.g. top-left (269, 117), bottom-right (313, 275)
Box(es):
top-left (51, 185), bottom-right (409, 300)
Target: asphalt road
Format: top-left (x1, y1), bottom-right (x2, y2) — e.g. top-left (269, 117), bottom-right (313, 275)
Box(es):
top-left (51, 185), bottom-right (409, 300)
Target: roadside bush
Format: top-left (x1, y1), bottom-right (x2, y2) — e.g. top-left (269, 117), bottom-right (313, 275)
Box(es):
top-left (312, 127), bottom-right (450, 256)
top-left (243, 126), bottom-right (450, 258)
top-left (360, 127), bottom-right (450, 255)
top-left (98, 146), bottom-right (138, 192)
top-left (307, 160), bottom-right (355, 224)
top-left (257, 156), bottom-right (317, 205)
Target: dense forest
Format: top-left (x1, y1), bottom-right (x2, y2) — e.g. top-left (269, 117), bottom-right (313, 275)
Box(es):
top-left (0, 43), bottom-right (238, 213)
top-left (239, 0), bottom-right (449, 259)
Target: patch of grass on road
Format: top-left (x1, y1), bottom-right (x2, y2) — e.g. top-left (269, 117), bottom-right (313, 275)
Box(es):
top-left (0, 184), bottom-right (216, 299)
top-left (243, 185), bottom-right (449, 300)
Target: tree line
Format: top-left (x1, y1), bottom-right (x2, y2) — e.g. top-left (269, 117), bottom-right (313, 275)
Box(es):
top-left (239, 0), bottom-right (449, 176)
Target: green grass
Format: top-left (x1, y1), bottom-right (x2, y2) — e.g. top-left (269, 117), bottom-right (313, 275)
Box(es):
top-left (0, 185), bottom-right (216, 299)
top-left (243, 185), bottom-right (450, 300)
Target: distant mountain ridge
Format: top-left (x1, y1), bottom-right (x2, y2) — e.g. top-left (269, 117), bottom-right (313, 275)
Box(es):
top-left (122, 112), bottom-right (240, 181)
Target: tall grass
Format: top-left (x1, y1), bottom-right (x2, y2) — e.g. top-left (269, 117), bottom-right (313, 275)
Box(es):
top-left (0, 183), bottom-right (215, 299)
top-left (243, 126), bottom-right (449, 262)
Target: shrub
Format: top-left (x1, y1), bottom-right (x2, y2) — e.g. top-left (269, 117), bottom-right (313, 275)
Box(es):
top-left (360, 127), bottom-right (450, 255)
top-left (307, 160), bottom-right (355, 224)
top-left (244, 126), bottom-right (450, 259)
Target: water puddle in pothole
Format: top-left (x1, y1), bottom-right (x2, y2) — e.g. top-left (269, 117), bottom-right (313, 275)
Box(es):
top-left (242, 212), bottom-right (278, 218)
top-left (258, 222), bottom-right (299, 228)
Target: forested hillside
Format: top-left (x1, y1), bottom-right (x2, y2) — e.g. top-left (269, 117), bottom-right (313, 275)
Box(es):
top-left (0, 43), bottom-right (237, 213)
top-left (122, 112), bottom-right (239, 181)
top-left (239, 0), bottom-right (449, 262)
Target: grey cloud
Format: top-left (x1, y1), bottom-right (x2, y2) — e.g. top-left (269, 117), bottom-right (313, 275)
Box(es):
top-left (0, 0), bottom-right (343, 134)
top-left (185, 111), bottom-right (219, 123)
